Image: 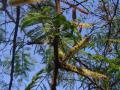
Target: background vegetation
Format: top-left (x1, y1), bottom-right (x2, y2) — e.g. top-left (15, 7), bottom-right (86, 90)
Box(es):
top-left (0, 0), bottom-right (120, 90)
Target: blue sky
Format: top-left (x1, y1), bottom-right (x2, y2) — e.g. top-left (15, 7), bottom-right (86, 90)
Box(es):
top-left (0, 0), bottom-right (99, 90)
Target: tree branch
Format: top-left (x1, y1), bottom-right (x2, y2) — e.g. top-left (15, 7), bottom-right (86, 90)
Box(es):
top-left (8, 6), bottom-right (20, 90)
top-left (51, 0), bottom-right (61, 90)
top-left (60, 63), bottom-right (108, 80)
top-left (62, 36), bottom-right (90, 63)
top-left (61, 0), bottom-right (89, 14)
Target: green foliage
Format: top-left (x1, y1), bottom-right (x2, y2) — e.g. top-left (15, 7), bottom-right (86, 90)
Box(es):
top-left (21, 13), bottom-right (50, 29)
top-left (1, 0), bottom-right (120, 90)
top-left (25, 69), bottom-right (45, 90)
top-left (14, 52), bottom-right (34, 77)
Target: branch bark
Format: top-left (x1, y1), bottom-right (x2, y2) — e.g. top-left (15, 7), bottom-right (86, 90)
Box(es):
top-left (60, 63), bottom-right (108, 80)
top-left (8, 6), bottom-right (20, 90)
top-left (51, 0), bottom-right (61, 90)
top-left (62, 36), bottom-right (90, 63)
top-left (61, 0), bottom-right (89, 14)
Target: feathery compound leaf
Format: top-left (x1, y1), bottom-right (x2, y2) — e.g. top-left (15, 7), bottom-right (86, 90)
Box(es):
top-left (21, 13), bottom-right (50, 29)
top-left (79, 51), bottom-right (120, 71)
top-left (25, 69), bottom-right (44, 90)
top-left (107, 39), bottom-right (120, 43)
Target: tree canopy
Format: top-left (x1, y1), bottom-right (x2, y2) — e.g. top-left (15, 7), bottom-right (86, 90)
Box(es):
top-left (0, 0), bottom-right (120, 90)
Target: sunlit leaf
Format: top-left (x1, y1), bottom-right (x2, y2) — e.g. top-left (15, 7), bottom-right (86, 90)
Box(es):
top-left (79, 23), bottom-right (93, 28)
